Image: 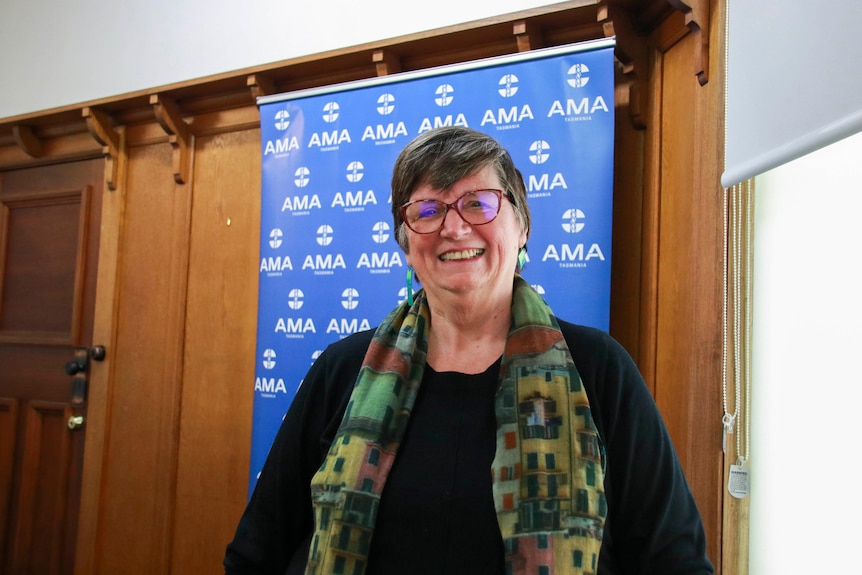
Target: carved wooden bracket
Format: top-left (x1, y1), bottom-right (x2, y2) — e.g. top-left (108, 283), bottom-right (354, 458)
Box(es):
top-left (373, 50), bottom-right (402, 77)
top-left (150, 94), bottom-right (192, 185)
top-left (247, 74), bottom-right (276, 100)
top-left (82, 107), bottom-right (120, 191)
top-left (12, 125), bottom-right (43, 158)
top-left (513, 20), bottom-right (543, 52)
top-left (667, 0), bottom-right (710, 85)
top-left (598, 2), bottom-right (648, 129)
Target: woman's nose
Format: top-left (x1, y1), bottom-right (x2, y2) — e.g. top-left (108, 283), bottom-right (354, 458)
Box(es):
top-left (438, 206), bottom-right (471, 237)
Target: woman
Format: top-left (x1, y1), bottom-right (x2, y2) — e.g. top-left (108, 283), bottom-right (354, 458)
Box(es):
top-left (224, 127), bottom-right (713, 574)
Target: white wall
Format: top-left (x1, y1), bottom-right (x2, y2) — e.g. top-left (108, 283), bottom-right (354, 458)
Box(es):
top-left (0, 0), bottom-right (551, 119)
top-left (751, 132), bottom-right (862, 574)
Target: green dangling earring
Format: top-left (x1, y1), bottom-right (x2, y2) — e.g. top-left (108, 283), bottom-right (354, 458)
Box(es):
top-left (406, 267), bottom-right (414, 306)
top-left (517, 245), bottom-right (527, 272)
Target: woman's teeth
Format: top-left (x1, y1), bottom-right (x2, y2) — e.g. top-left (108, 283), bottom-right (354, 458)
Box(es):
top-left (440, 249), bottom-right (484, 261)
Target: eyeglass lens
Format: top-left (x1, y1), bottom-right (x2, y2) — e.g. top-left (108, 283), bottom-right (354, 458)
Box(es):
top-left (404, 190), bottom-right (502, 233)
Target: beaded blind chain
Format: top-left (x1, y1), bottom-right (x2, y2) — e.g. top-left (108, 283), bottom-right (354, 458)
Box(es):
top-left (721, 0), bottom-right (752, 499)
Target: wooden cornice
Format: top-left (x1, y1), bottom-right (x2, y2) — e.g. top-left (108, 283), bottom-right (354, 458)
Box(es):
top-left (150, 94), bottom-right (192, 185)
top-left (0, 0), bottom-right (706, 169)
top-left (82, 107), bottom-right (120, 191)
top-left (11, 125), bottom-right (43, 158)
top-left (667, 0), bottom-right (710, 85)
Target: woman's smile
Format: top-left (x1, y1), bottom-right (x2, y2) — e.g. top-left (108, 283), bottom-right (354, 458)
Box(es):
top-left (439, 248), bottom-right (484, 262)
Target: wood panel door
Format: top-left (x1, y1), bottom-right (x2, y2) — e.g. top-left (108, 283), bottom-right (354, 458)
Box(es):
top-left (0, 159), bottom-right (104, 575)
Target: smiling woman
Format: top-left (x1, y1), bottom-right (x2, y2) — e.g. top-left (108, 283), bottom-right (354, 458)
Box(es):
top-left (224, 127), bottom-right (714, 575)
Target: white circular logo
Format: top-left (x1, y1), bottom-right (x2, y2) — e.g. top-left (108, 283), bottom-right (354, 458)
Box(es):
top-left (372, 221), bottom-right (391, 244)
top-left (562, 209), bottom-right (586, 233)
top-left (341, 288), bottom-right (360, 310)
top-left (377, 93), bottom-right (396, 115)
top-left (288, 288), bottom-right (305, 310)
top-left (274, 109), bottom-right (291, 131)
top-left (316, 225), bottom-right (334, 246)
top-left (567, 63), bottom-right (590, 88)
top-left (346, 161), bottom-right (365, 183)
top-left (269, 228), bottom-right (283, 249)
top-left (398, 286), bottom-right (410, 304)
top-left (322, 101), bottom-right (340, 123)
top-left (529, 140), bottom-right (551, 164)
top-left (498, 74), bottom-right (520, 97)
top-left (531, 284), bottom-right (546, 296)
top-left (435, 84), bottom-right (455, 106)
top-left (262, 348), bottom-right (277, 370)
top-left (311, 350), bottom-right (323, 363)
top-left (294, 166), bottom-right (311, 188)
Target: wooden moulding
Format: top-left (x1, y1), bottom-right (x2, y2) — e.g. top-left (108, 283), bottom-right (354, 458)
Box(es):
top-left (11, 125), bottom-right (43, 158)
top-left (513, 20), bottom-right (543, 52)
top-left (598, 1), bottom-right (649, 130)
top-left (149, 94), bottom-right (192, 185)
top-left (667, 0), bottom-right (710, 85)
top-left (247, 74), bottom-right (276, 101)
top-left (372, 50), bottom-right (402, 77)
top-left (82, 107), bottom-right (120, 191)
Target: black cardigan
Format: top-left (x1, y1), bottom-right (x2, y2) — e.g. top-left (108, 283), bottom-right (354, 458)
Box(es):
top-left (224, 319), bottom-right (714, 575)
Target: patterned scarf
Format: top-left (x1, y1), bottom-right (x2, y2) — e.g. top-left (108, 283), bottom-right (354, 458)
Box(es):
top-left (306, 276), bottom-right (606, 574)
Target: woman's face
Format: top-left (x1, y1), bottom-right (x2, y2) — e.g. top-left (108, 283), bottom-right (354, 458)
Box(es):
top-left (404, 165), bottom-right (527, 306)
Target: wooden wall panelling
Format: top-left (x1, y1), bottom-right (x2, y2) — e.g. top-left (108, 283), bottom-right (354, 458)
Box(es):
top-left (608, 77), bottom-right (646, 366)
top-left (85, 138), bottom-right (193, 573)
top-left (651, 2), bottom-right (725, 570)
top-left (634, 48), bottom-right (663, 400)
top-left (171, 126), bottom-right (261, 573)
top-left (0, 398), bottom-right (18, 566)
top-left (7, 401), bottom-right (76, 571)
top-left (75, 131), bottom-right (126, 575)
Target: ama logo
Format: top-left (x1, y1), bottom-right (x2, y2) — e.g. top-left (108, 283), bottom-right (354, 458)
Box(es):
top-left (545, 62), bottom-right (610, 122)
top-left (479, 105), bottom-right (534, 130)
top-left (260, 226), bottom-right (292, 277)
top-left (364, 92), bottom-right (408, 144)
top-left (322, 101), bottom-right (340, 123)
top-left (332, 190), bottom-right (378, 213)
top-left (480, 74), bottom-right (533, 131)
top-left (529, 140), bottom-right (551, 165)
top-left (566, 63), bottom-right (591, 88)
top-left (281, 167), bottom-right (322, 216)
top-left (498, 74), bottom-right (520, 98)
top-left (357, 222), bottom-right (402, 274)
top-left (435, 84), bottom-right (455, 107)
top-left (308, 128), bottom-right (351, 151)
top-left (362, 122), bottom-right (408, 144)
top-left (264, 108), bottom-right (299, 157)
top-left (326, 317), bottom-right (372, 338)
top-left (341, 288), bottom-right (359, 310)
top-left (542, 208), bottom-right (606, 268)
top-left (274, 316), bottom-right (316, 339)
top-left (356, 251), bottom-right (403, 275)
top-left (255, 348), bottom-right (286, 398)
top-left (526, 172), bottom-right (569, 199)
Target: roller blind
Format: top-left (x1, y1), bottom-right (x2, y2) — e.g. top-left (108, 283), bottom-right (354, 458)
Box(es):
top-left (722, 0), bottom-right (862, 188)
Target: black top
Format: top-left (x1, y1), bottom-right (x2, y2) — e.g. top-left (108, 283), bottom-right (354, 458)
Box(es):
top-left (366, 361), bottom-right (504, 574)
top-left (224, 320), bottom-right (714, 575)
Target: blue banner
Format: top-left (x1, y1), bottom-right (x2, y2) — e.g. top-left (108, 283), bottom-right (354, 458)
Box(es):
top-left (251, 38), bottom-right (616, 494)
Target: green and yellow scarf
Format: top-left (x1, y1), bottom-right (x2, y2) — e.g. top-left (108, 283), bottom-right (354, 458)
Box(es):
top-left (306, 276), bottom-right (606, 574)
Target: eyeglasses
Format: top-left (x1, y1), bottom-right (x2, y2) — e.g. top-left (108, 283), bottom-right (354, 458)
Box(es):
top-left (400, 189), bottom-right (514, 234)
